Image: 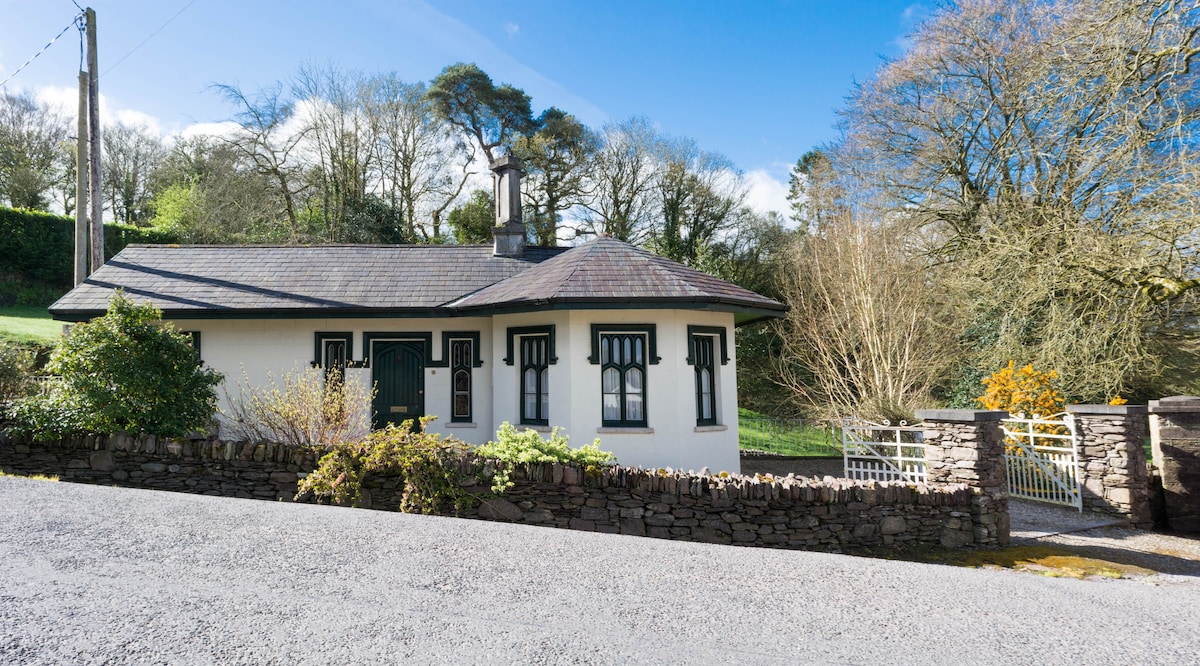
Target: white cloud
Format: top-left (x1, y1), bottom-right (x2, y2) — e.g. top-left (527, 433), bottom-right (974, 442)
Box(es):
top-left (33, 84), bottom-right (77, 117)
top-left (742, 168), bottom-right (790, 218)
top-left (180, 121), bottom-right (241, 140)
top-left (505, 22), bottom-right (519, 39)
top-left (112, 108), bottom-right (164, 135)
top-left (31, 84), bottom-right (164, 135)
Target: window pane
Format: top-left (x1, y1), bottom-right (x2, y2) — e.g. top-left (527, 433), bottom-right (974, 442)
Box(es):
top-left (603, 394), bottom-right (620, 421)
top-left (540, 369), bottom-right (549, 419)
top-left (455, 370), bottom-right (469, 391)
top-left (623, 337), bottom-right (631, 363)
top-left (627, 368), bottom-right (643, 393)
top-left (454, 394), bottom-right (469, 418)
top-left (524, 368), bottom-right (537, 393)
top-left (700, 368), bottom-right (711, 393)
top-left (603, 367), bottom-right (620, 393)
top-left (524, 394), bottom-right (537, 420)
top-left (627, 394), bottom-right (644, 422)
top-left (601, 336), bottom-right (609, 364)
top-left (633, 337), bottom-right (643, 364)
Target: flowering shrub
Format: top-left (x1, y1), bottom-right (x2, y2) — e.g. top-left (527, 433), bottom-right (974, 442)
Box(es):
top-left (977, 360), bottom-right (1064, 417)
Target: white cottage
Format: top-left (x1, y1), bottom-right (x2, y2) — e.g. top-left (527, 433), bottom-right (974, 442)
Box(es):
top-left (49, 159), bottom-right (785, 472)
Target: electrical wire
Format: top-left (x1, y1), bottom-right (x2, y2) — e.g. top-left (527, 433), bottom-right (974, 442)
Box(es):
top-left (101, 0), bottom-right (197, 78)
top-left (0, 14), bottom-right (83, 90)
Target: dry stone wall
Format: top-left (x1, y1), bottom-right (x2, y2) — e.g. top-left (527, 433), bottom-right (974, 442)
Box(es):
top-left (1148, 397), bottom-right (1200, 532)
top-left (1067, 405), bottom-right (1152, 528)
top-left (0, 431), bottom-right (998, 551)
top-left (0, 432), bottom-right (319, 501)
top-left (456, 463), bottom-right (980, 550)
top-left (915, 409), bottom-right (1010, 547)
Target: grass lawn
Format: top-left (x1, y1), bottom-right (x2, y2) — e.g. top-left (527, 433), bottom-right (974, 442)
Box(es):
top-left (0, 306), bottom-right (63, 346)
top-left (738, 408), bottom-right (842, 457)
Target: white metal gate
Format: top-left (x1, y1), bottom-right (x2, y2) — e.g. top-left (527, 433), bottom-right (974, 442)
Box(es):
top-left (842, 419), bottom-right (927, 483)
top-left (1001, 413), bottom-right (1082, 511)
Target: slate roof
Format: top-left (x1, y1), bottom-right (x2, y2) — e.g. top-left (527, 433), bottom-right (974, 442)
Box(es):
top-left (449, 237), bottom-right (785, 321)
top-left (50, 239), bottom-right (785, 324)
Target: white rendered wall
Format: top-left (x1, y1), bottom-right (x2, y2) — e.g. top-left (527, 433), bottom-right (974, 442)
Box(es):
top-left (172, 310), bottom-right (740, 472)
top-left (169, 317), bottom-right (495, 444)
top-left (490, 309), bottom-right (740, 474)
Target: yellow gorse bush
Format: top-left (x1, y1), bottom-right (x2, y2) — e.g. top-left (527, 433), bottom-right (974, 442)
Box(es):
top-left (978, 361), bottom-right (1068, 451)
top-left (977, 360), bottom-right (1064, 417)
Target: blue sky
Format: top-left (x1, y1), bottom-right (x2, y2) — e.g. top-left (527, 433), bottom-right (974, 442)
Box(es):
top-left (0, 0), bottom-right (924, 215)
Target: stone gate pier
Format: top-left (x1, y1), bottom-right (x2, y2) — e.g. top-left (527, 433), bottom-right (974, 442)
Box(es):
top-left (1149, 396), bottom-right (1200, 533)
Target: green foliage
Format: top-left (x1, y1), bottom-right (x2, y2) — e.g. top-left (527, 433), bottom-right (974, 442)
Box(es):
top-left (0, 206), bottom-right (178, 291)
top-left (12, 293), bottom-right (222, 437)
top-left (426, 63), bottom-right (535, 161)
top-left (0, 341), bottom-right (35, 408)
top-left (447, 188), bottom-right (495, 244)
top-left (297, 419), bottom-right (478, 514)
top-left (476, 422), bottom-right (615, 493)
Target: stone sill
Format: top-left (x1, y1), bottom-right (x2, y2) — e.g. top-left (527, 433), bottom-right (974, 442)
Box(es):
top-left (694, 425), bottom-right (728, 433)
top-left (444, 422), bottom-right (477, 429)
top-left (597, 427), bottom-right (655, 435)
top-left (521, 425), bottom-right (552, 433)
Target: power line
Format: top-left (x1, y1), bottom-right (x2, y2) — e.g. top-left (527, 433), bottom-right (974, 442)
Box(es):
top-left (101, 0), bottom-right (197, 78)
top-left (0, 14), bottom-right (83, 90)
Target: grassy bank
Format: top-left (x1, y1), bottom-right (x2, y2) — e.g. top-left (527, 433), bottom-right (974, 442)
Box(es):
top-left (0, 306), bottom-right (62, 346)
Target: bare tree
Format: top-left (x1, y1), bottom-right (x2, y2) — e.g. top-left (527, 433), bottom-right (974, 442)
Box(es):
top-left (102, 120), bottom-right (165, 225)
top-left (365, 74), bottom-right (474, 241)
top-left (651, 137), bottom-right (746, 266)
top-left (293, 64), bottom-right (377, 242)
top-left (577, 117), bottom-right (662, 244)
top-left (0, 91), bottom-right (68, 210)
top-left (775, 216), bottom-right (961, 421)
top-left (213, 82), bottom-right (308, 241)
top-left (827, 0), bottom-right (1200, 400)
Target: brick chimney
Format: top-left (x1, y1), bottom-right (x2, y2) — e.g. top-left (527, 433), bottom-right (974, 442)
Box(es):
top-left (491, 155), bottom-right (526, 257)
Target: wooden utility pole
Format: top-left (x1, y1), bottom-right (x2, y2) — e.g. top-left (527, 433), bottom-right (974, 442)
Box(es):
top-left (74, 69), bottom-right (88, 285)
top-left (86, 7), bottom-right (103, 275)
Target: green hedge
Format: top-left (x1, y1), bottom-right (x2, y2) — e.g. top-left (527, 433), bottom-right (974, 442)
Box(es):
top-left (0, 207), bottom-right (178, 289)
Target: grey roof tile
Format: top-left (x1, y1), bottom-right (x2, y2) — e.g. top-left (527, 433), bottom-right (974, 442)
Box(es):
top-left (50, 239), bottom-right (785, 321)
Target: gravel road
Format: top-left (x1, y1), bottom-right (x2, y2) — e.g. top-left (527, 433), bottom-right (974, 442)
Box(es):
top-left (2, 477), bottom-right (1198, 665)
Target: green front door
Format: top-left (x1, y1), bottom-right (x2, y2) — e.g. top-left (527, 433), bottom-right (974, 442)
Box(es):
top-left (372, 340), bottom-right (425, 430)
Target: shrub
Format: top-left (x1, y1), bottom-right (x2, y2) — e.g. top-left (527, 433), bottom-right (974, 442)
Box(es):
top-left (222, 367), bottom-right (374, 449)
top-left (475, 422), bottom-right (615, 493)
top-left (11, 292), bottom-right (222, 437)
top-left (977, 360), bottom-right (1064, 417)
top-left (477, 422), bottom-right (615, 466)
top-left (0, 341), bottom-right (36, 409)
top-left (297, 419), bottom-right (477, 514)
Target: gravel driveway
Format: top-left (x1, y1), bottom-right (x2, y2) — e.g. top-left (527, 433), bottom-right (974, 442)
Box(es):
top-left (2, 477), bottom-right (1198, 665)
